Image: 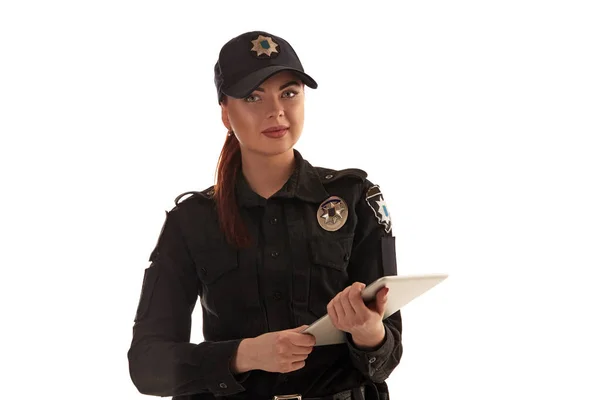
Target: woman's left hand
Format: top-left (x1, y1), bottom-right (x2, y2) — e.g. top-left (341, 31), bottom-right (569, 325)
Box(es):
top-left (327, 282), bottom-right (389, 339)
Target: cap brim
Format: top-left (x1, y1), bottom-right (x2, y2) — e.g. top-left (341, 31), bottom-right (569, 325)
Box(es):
top-left (222, 66), bottom-right (318, 99)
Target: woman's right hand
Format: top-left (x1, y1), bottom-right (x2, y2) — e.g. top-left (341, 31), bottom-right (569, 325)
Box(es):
top-left (232, 325), bottom-right (316, 374)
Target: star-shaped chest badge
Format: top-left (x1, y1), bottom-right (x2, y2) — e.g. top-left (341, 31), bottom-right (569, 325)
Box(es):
top-left (250, 35), bottom-right (279, 57)
top-left (317, 196), bottom-right (348, 232)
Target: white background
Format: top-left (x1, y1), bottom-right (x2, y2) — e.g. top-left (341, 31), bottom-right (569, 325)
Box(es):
top-left (1, 1), bottom-right (599, 399)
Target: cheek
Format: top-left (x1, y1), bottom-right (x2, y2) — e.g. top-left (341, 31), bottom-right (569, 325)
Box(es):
top-left (288, 102), bottom-right (304, 128)
top-left (229, 107), bottom-right (260, 134)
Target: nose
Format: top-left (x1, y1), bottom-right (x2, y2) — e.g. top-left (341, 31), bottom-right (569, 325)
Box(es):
top-left (266, 97), bottom-right (285, 119)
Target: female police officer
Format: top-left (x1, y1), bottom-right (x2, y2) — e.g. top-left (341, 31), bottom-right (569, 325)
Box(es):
top-left (127, 31), bottom-right (403, 400)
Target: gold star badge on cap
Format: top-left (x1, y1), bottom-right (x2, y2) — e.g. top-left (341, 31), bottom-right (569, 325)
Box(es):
top-left (250, 35), bottom-right (279, 57)
top-left (317, 196), bottom-right (348, 232)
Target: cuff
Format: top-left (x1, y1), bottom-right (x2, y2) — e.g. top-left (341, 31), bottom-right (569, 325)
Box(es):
top-left (194, 339), bottom-right (249, 397)
top-left (345, 324), bottom-right (394, 377)
top-left (234, 370), bottom-right (252, 384)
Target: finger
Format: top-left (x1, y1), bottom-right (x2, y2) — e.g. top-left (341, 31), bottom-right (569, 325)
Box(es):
top-left (291, 345), bottom-right (314, 356)
top-left (289, 332), bottom-right (316, 347)
top-left (290, 360), bottom-right (306, 371)
top-left (340, 289), bottom-right (357, 317)
top-left (376, 287), bottom-right (389, 314)
top-left (286, 355), bottom-right (308, 365)
top-left (368, 287), bottom-right (388, 312)
top-left (333, 301), bottom-right (346, 325)
top-left (327, 300), bottom-right (339, 326)
top-left (290, 325), bottom-right (309, 332)
top-left (348, 283), bottom-right (367, 312)
top-left (377, 287), bottom-right (389, 304)
top-left (349, 284), bottom-right (369, 322)
top-left (332, 295), bottom-right (346, 319)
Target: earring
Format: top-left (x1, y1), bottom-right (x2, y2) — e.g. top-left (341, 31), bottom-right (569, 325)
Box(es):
top-left (227, 130), bottom-right (233, 137)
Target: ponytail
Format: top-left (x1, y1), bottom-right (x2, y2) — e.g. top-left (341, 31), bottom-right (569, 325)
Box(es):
top-left (214, 131), bottom-right (252, 249)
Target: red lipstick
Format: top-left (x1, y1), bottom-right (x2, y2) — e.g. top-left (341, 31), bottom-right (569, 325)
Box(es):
top-left (262, 125), bottom-right (289, 138)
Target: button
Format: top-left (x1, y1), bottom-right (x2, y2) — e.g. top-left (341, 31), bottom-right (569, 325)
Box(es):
top-left (325, 174), bottom-right (334, 179)
top-left (271, 251), bottom-right (279, 258)
top-left (270, 217), bottom-right (278, 224)
top-left (368, 357), bottom-right (377, 363)
top-left (273, 291), bottom-right (282, 300)
top-left (219, 382), bottom-right (227, 389)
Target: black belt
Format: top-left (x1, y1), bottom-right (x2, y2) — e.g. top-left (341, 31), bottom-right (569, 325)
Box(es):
top-left (273, 385), bottom-right (366, 400)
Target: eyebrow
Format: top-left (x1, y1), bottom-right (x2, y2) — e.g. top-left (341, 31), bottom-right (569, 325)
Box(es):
top-left (254, 80), bottom-right (301, 92)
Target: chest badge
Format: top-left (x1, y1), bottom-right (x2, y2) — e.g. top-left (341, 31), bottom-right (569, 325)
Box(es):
top-left (317, 196), bottom-right (348, 232)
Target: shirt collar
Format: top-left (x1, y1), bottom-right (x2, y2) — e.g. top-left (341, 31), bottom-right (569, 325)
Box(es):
top-left (236, 149), bottom-right (330, 208)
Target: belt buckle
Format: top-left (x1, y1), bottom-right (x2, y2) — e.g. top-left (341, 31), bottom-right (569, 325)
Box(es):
top-left (273, 395), bottom-right (302, 400)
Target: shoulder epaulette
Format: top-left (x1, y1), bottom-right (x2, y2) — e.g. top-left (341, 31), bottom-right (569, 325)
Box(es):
top-left (174, 186), bottom-right (215, 206)
top-left (318, 168), bottom-right (368, 184)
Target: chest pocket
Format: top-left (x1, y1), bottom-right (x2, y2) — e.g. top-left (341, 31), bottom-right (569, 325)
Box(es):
top-left (191, 245), bottom-right (261, 317)
top-left (308, 234), bottom-right (354, 318)
top-left (194, 247), bottom-right (238, 285)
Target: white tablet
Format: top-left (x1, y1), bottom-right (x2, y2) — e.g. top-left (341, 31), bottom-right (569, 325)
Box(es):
top-left (302, 273), bottom-right (448, 346)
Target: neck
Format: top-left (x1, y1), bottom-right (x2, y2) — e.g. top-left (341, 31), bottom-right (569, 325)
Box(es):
top-left (241, 149), bottom-right (296, 199)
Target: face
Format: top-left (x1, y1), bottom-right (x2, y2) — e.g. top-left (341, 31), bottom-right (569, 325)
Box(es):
top-left (221, 71), bottom-right (305, 158)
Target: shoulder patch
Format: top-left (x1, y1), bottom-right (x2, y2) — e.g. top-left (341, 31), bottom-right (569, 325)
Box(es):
top-left (174, 186), bottom-right (215, 206)
top-left (365, 184), bottom-right (392, 233)
top-left (319, 168), bottom-right (368, 184)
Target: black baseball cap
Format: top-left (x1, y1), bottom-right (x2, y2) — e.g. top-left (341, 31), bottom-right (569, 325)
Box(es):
top-left (214, 31), bottom-right (318, 103)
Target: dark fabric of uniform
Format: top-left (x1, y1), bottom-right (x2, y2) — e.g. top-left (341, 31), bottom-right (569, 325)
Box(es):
top-left (127, 150), bottom-right (403, 399)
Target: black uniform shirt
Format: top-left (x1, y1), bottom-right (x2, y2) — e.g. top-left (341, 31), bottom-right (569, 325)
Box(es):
top-left (127, 150), bottom-right (403, 399)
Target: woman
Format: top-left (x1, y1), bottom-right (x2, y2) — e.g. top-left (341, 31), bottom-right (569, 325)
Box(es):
top-left (127, 31), bottom-right (403, 400)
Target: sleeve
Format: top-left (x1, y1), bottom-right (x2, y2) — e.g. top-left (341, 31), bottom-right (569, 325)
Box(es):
top-left (344, 181), bottom-right (404, 383)
top-left (127, 208), bottom-right (251, 397)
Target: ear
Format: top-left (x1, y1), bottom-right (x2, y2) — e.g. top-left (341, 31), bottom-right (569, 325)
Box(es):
top-left (220, 103), bottom-right (232, 131)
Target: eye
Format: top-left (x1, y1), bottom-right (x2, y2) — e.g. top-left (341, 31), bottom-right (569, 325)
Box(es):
top-left (244, 94), bottom-right (261, 103)
top-left (282, 90), bottom-right (298, 99)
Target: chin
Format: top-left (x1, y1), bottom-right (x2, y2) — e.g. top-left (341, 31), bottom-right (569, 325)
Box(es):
top-left (261, 145), bottom-right (295, 157)
top-left (257, 134), bottom-right (299, 155)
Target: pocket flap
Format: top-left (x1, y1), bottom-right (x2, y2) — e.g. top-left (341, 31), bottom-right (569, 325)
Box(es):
top-left (310, 234), bottom-right (354, 270)
top-left (192, 246), bottom-right (238, 284)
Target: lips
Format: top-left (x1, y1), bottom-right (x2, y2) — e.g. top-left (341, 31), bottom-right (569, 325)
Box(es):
top-left (262, 125), bottom-right (289, 133)
top-left (262, 125), bottom-right (289, 138)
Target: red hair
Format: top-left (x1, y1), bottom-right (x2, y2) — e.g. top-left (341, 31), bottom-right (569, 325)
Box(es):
top-left (214, 131), bottom-right (253, 248)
